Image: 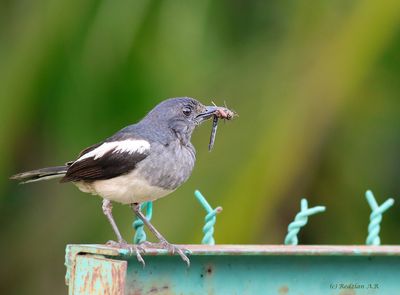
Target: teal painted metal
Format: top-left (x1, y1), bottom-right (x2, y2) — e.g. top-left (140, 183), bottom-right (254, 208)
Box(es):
top-left (72, 255), bottom-right (126, 294)
top-left (133, 202), bottom-right (153, 244)
top-left (194, 190), bottom-right (222, 245)
top-left (65, 244), bottom-right (129, 294)
top-left (365, 190), bottom-right (394, 246)
top-left (66, 244), bottom-right (400, 294)
top-left (284, 199), bottom-right (326, 245)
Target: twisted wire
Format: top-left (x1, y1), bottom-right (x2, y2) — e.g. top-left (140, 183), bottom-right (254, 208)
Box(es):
top-left (133, 202), bottom-right (153, 244)
top-left (195, 190), bottom-right (222, 245)
top-left (285, 199), bottom-right (325, 245)
top-left (365, 190), bottom-right (394, 245)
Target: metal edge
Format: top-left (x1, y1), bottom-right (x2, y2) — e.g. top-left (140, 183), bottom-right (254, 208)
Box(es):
top-left (66, 244), bottom-right (400, 259)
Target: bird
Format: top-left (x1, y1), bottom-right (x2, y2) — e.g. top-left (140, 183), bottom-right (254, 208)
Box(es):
top-left (10, 97), bottom-right (234, 266)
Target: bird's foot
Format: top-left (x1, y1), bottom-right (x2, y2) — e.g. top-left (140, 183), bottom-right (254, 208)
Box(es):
top-left (106, 240), bottom-right (146, 266)
top-left (140, 240), bottom-right (191, 267)
top-left (137, 241), bottom-right (158, 248)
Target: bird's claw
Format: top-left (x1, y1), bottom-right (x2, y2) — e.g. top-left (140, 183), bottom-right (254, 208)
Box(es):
top-left (137, 240), bottom-right (156, 248)
top-left (140, 240), bottom-right (190, 267)
top-left (171, 245), bottom-right (191, 267)
top-left (106, 240), bottom-right (146, 267)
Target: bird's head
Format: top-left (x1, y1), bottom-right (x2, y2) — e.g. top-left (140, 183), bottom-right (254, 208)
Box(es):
top-left (142, 97), bottom-right (233, 145)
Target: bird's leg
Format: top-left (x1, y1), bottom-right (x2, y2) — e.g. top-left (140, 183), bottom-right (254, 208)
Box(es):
top-left (102, 199), bottom-right (125, 243)
top-left (130, 203), bottom-right (169, 243)
top-left (102, 199), bottom-right (145, 266)
top-left (130, 203), bottom-right (190, 266)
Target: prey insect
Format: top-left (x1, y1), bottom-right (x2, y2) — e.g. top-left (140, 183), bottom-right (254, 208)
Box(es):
top-left (209, 115), bottom-right (219, 151)
top-left (208, 103), bottom-right (235, 151)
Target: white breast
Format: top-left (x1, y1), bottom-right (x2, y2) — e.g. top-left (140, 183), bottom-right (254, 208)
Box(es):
top-left (74, 169), bottom-right (172, 204)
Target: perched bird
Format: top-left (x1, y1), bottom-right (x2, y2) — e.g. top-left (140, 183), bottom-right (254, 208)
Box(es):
top-left (11, 97), bottom-right (234, 266)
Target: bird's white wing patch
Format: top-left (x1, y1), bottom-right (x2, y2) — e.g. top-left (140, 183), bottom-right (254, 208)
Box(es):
top-left (77, 139), bottom-right (150, 162)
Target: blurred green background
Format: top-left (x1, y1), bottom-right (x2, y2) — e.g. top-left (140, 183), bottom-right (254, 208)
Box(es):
top-left (1, 0), bottom-right (400, 293)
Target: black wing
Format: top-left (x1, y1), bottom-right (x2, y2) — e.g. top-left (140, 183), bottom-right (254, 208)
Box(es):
top-left (65, 142), bottom-right (103, 166)
top-left (61, 146), bottom-right (149, 182)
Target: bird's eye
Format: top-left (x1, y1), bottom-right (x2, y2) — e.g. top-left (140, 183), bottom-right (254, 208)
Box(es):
top-left (182, 107), bottom-right (192, 116)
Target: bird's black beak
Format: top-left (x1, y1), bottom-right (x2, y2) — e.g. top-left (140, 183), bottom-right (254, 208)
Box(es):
top-left (195, 106), bottom-right (220, 124)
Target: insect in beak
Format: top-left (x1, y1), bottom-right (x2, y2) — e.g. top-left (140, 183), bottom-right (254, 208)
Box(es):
top-left (206, 104), bottom-right (236, 151)
top-left (209, 115), bottom-right (219, 151)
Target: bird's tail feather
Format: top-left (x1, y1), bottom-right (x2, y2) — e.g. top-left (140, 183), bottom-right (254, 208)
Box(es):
top-left (10, 166), bottom-right (68, 184)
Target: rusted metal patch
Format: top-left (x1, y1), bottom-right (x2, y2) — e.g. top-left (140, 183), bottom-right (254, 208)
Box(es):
top-left (70, 255), bottom-right (126, 295)
top-left (65, 244), bottom-right (124, 286)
